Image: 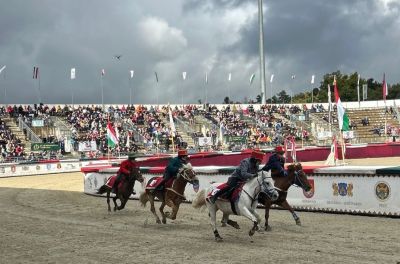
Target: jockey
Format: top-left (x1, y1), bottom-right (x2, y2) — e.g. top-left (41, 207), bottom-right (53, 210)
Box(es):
top-left (112, 153), bottom-right (140, 193)
top-left (155, 149), bottom-right (189, 191)
top-left (209, 150), bottom-right (264, 204)
top-left (261, 145), bottom-right (286, 177)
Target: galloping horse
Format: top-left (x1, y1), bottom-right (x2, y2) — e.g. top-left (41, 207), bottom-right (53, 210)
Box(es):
top-left (192, 172), bottom-right (278, 242)
top-left (258, 162), bottom-right (312, 231)
top-left (139, 164), bottom-right (199, 224)
top-left (97, 167), bottom-right (144, 212)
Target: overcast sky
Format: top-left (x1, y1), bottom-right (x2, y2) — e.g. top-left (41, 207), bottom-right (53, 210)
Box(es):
top-left (0, 0), bottom-right (399, 104)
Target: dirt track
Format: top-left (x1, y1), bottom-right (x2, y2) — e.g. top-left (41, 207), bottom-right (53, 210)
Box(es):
top-left (0, 158), bottom-right (399, 264)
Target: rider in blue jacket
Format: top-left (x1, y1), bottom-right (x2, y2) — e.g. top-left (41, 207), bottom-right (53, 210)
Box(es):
top-left (155, 149), bottom-right (189, 191)
top-left (208, 150), bottom-right (264, 204)
top-left (261, 145), bottom-right (286, 177)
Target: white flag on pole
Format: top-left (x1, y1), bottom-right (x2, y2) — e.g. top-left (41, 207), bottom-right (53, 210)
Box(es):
top-left (182, 71), bottom-right (187, 80)
top-left (0, 65), bottom-right (6, 75)
top-left (228, 73), bottom-right (232, 81)
top-left (270, 74), bottom-right (274, 83)
top-left (168, 106), bottom-right (176, 137)
top-left (130, 70), bottom-right (134, 78)
top-left (70, 68), bottom-right (76, 80)
top-left (205, 72), bottom-right (208, 84)
top-left (291, 74), bottom-right (296, 79)
top-left (249, 73), bottom-right (255, 84)
top-left (311, 75), bottom-right (315, 84)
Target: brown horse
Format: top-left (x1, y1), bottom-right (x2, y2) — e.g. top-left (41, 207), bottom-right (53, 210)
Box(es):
top-left (258, 163), bottom-right (312, 231)
top-left (139, 164), bottom-right (199, 224)
top-left (97, 167), bottom-right (144, 212)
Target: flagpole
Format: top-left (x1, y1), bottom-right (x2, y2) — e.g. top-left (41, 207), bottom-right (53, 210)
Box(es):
top-left (205, 73), bottom-right (208, 104)
top-left (129, 70), bottom-right (134, 106)
top-left (357, 74), bottom-right (360, 108)
top-left (101, 74), bottom-right (104, 111)
top-left (38, 72), bottom-right (41, 103)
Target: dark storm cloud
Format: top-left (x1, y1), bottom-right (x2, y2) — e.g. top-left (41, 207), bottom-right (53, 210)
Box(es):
top-left (1, 0), bottom-right (399, 104)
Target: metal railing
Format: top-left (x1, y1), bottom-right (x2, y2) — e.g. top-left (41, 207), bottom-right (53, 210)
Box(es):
top-left (17, 117), bottom-right (42, 143)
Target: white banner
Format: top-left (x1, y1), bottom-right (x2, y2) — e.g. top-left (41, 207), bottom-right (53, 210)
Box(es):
top-left (78, 141), bottom-right (97, 152)
top-left (343, 130), bottom-right (354, 139)
top-left (198, 137), bottom-right (212, 146)
top-left (317, 131), bottom-right (332, 140)
top-left (32, 119), bottom-right (44, 127)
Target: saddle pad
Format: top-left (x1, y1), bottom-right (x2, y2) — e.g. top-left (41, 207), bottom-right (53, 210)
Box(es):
top-left (105, 175), bottom-right (117, 188)
top-left (146, 177), bottom-right (174, 189)
top-left (207, 182), bottom-right (244, 202)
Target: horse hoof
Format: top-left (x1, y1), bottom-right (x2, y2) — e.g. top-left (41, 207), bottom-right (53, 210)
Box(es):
top-left (162, 219), bottom-right (167, 224)
top-left (156, 219), bottom-right (161, 224)
top-left (249, 229), bottom-right (256, 237)
top-left (215, 236), bottom-right (223, 242)
top-left (296, 220), bottom-right (302, 226)
top-left (264, 225), bottom-right (272, 232)
top-left (113, 208), bottom-right (117, 212)
top-left (221, 222), bottom-right (227, 227)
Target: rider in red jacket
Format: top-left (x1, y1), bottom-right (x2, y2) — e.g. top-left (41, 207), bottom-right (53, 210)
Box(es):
top-left (112, 153), bottom-right (140, 193)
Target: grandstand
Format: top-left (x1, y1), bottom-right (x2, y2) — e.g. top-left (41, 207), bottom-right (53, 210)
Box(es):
top-left (0, 100), bottom-right (398, 162)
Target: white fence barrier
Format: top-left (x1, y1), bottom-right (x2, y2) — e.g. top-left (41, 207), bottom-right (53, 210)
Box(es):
top-left (84, 166), bottom-right (400, 217)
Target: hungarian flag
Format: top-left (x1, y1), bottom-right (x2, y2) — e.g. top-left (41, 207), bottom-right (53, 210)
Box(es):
top-left (382, 73), bottom-right (388, 101)
top-left (107, 122), bottom-right (118, 147)
top-left (333, 76), bottom-right (350, 131)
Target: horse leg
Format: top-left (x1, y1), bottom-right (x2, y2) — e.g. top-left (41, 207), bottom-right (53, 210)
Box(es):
top-left (148, 194), bottom-right (161, 224)
top-left (159, 200), bottom-right (167, 224)
top-left (169, 199), bottom-right (181, 220)
top-left (106, 191), bottom-right (111, 212)
top-left (250, 208), bottom-right (264, 234)
top-left (118, 197), bottom-right (127, 210)
top-left (208, 205), bottom-right (222, 242)
top-left (264, 201), bottom-right (272, 231)
top-left (221, 213), bottom-right (228, 227)
top-left (240, 207), bottom-right (260, 237)
top-left (281, 200), bottom-right (301, 226)
top-left (112, 195), bottom-right (118, 212)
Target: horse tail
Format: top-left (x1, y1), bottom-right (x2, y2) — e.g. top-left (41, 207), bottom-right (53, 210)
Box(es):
top-left (139, 192), bottom-right (148, 207)
top-left (192, 189), bottom-right (206, 209)
top-left (97, 185), bottom-right (109, 195)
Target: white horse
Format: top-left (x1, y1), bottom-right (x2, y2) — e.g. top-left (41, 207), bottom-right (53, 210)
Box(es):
top-left (192, 172), bottom-right (278, 242)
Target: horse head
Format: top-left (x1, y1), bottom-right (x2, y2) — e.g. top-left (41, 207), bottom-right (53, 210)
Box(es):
top-left (178, 163), bottom-right (199, 192)
top-left (130, 167), bottom-right (144, 183)
top-left (290, 162), bottom-right (311, 192)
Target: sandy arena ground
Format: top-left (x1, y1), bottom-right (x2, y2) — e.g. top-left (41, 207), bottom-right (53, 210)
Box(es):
top-left (0, 158), bottom-right (399, 264)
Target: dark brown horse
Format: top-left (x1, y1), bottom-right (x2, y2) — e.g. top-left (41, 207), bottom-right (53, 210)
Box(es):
top-left (97, 167), bottom-right (144, 212)
top-left (139, 164), bottom-right (199, 224)
top-left (258, 163), bottom-right (312, 231)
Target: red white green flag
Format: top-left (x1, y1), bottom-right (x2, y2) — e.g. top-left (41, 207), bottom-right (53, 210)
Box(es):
top-left (107, 122), bottom-right (118, 147)
top-left (333, 76), bottom-right (350, 131)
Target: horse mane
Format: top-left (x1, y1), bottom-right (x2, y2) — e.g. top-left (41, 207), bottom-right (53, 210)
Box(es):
top-left (181, 163), bottom-right (193, 170)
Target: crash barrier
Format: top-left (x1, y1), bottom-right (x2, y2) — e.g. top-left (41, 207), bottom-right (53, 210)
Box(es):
top-left (83, 164), bottom-right (400, 217)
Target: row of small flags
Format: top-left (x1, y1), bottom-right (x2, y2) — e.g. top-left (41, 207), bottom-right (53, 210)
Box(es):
top-left (0, 65), bottom-right (390, 99)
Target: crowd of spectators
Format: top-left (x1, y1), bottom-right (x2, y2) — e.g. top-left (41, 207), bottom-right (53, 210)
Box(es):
top-left (1, 101), bottom-right (396, 162)
top-left (0, 117), bottom-right (25, 162)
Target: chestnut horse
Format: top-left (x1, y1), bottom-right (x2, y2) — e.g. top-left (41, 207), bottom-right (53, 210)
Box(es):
top-left (97, 167), bottom-right (144, 212)
top-left (258, 163), bottom-right (312, 231)
top-left (139, 164), bottom-right (199, 224)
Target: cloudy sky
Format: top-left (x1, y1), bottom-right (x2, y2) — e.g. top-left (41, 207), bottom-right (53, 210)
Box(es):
top-left (0, 0), bottom-right (399, 104)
